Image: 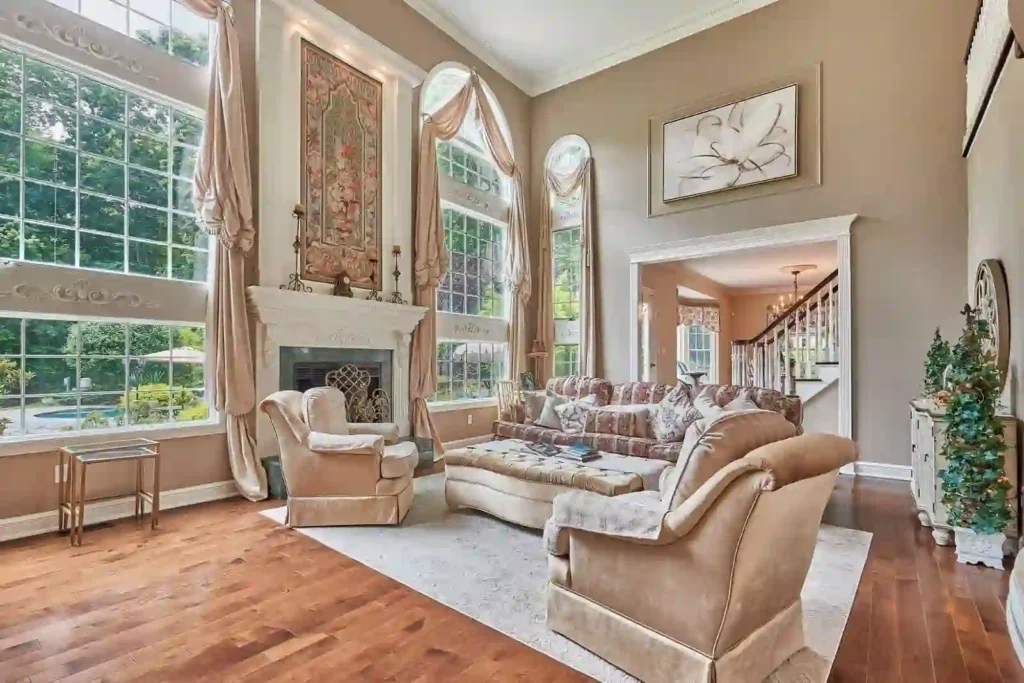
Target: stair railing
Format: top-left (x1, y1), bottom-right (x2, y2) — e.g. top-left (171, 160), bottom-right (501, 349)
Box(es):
top-left (731, 269), bottom-right (839, 394)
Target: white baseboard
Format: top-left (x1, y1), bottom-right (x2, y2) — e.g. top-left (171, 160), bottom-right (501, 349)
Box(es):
top-left (839, 461), bottom-right (912, 481)
top-left (0, 480), bottom-right (238, 544)
top-left (443, 435), bottom-right (492, 450)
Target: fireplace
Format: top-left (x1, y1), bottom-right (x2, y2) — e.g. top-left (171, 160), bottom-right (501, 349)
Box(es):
top-left (280, 347), bottom-right (393, 421)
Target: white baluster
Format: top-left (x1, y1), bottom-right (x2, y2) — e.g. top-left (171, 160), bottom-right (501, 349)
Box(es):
top-left (831, 284), bottom-right (839, 363)
top-left (816, 290), bottom-right (823, 377)
top-left (804, 299), bottom-right (812, 378)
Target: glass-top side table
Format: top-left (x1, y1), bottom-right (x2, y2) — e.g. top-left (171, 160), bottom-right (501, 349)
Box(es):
top-left (58, 438), bottom-right (161, 546)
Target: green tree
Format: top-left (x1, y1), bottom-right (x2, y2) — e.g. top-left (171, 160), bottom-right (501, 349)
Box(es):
top-left (136, 27), bottom-right (210, 68)
top-left (938, 305), bottom-right (1011, 534)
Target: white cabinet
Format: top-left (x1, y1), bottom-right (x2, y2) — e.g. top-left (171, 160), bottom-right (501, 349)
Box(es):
top-left (910, 398), bottom-right (1018, 547)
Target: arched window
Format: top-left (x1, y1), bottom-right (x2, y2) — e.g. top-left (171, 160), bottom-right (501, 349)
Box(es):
top-left (544, 135), bottom-right (591, 378)
top-left (422, 63), bottom-right (513, 405)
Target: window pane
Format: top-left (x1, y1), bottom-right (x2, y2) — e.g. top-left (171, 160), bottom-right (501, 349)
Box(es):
top-left (82, 358), bottom-right (126, 392)
top-left (81, 0), bottom-right (129, 33)
top-left (129, 166), bottom-right (168, 205)
top-left (25, 358), bottom-right (76, 395)
top-left (24, 142), bottom-right (76, 186)
top-left (170, 1), bottom-right (211, 66)
top-left (0, 397), bottom-right (23, 437)
top-left (0, 217), bottom-right (18, 258)
top-left (80, 322), bottom-right (126, 356)
top-left (0, 48), bottom-right (21, 93)
top-left (25, 60), bottom-right (76, 108)
top-left (0, 90), bottom-right (20, 135)
top-left (129, 203), bottom-right (168, 240)
top-left (25, 182), bottom-right (75, 226)
top-left (24, 223), bottom-right (74, 265)
top-left (132, 0), bottom-right (172, 25)
top-left (80, 193), bottom-right (124, 234)
top-left (0, 176), bottom-right (18, 216)
top-left (79, 78), bottom-right (126, 123)
top-left (172, 361), bottom-right (203, 388)
top-left (129, 323), bottom-right (169, 356)
top-left (0, 317), bottom-right (20, 355)
top-left (173, 110), bottom-right (203, 146)
top-left (25, 99), bottom-right (76, 147)
top-left (172, 143), bottom-right (197, 178)
top-left (129, 130), bottom-right (169, 171)
top-left (27, 395), bottom-right (77, 434)
top-left (173, 325), bottom-right (204, 349)
top-left (128, 95), bottom-right (169, 136)
top-left (81, 116), bottom-right (125, 159)
top-left (80, 231), bottom-right (124, 272)
top-left (0, 133), bottom-right (19, 174)
top-left (128, 239), bottom-right (168, 276)
top-left (171, 211), bottom-right (205, 247)
top-left (80, 393), bottom-right (124, 430)
top-left (171, 246), bottom-right (207, 281)
top-left (81, 155), bottom-right (125, 196)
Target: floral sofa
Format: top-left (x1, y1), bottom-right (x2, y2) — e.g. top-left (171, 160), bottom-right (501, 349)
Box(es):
top-left (493, 376), bottom-right (802, 463)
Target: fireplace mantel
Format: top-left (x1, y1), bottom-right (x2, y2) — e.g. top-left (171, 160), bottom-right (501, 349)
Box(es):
top-left (247, 286), bottom-right (428, 456)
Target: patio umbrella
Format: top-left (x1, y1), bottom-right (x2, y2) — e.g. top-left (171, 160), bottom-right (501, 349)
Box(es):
top-left (141, 346), bottom-right (205, 362)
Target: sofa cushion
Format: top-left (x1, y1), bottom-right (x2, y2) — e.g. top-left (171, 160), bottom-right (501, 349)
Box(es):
top-left (664, 410), bottom-right (798, 509)
top-left (689, 384), bottom-right (803, 432)
top-left (492, 421), bottom-right (661, 459)
top-left (523, 390), bottom-right (547, 423)
top-left (555, 394), bottom-right (600, 434)
top-left (302, 386), bottom-right (350, 435)
top-left (724, 388), bottom-right (760, 412)
top-left (586, 405), bottom-right (650, 438)
top-left (546, 376), bottom-right (614, 406)
top-left (651, 386), bottom-right (702, 443)
top-left (611, 381), bottom-right (674, 406)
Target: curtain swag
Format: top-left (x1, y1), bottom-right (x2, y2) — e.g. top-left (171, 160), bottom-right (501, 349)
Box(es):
top-left (678, 304), bottom-right (721, 333)
top-left (184, 0), bottom-right (266, 500)
top-left (411, 72), bottom-right (530, 460)
top-left (537, 152), bottom-right (596, 382)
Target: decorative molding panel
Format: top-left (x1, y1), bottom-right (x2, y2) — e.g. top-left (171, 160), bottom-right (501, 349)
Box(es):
top-left (0, 261), bottom-right (206, 323)
top-left (965, 0), bottom-right (1013, 153)
top-left (439, 175), bottom-right (510, 224)
top-left (436, 311), bottom-right (509, 344)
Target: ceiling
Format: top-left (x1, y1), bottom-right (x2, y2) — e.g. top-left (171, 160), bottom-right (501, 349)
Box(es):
top-left (403, 0), bottom-right (779, 95)
top-left (682, 242), bottom-right (838, 293)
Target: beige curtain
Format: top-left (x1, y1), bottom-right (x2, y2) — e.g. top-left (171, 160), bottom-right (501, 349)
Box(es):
top-left (182, 0), bottom-right (265, 500)
top-left (411, 72), bottom-right (527, 459)
top-left (537, 154), bottom-right (595, 383)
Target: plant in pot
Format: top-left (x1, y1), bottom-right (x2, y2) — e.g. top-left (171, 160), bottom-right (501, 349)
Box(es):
top-left (938, 305), bottom-right (1011, 569)
top-left (923, 327), bottom-right (952, 405)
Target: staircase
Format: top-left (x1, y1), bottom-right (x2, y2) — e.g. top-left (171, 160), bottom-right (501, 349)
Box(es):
top-left (731, 269), bottom-right (840, 401)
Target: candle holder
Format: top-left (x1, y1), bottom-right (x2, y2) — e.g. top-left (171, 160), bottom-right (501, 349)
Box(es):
top-left (365, 254), bottom-right (383, 302)
top-left (387, 245), bottom-right (407, 305)
top-left (281, 204), bottom-right (312, 293)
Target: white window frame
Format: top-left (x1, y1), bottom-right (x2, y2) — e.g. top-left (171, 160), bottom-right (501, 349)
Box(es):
top-left (422, 62), bottom-right (513, 409)
top-left (677, 323), bottom-right (718, 384)
top-left (545, 134), bottom-right (590, 378)
top-left (0, 3), bottom-right (221, 455)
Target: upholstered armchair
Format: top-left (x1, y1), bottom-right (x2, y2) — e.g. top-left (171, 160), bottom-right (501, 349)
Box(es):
top-left (544, 411), bottom-right (856, 683)
top-left (259, 387), bottom-right (419, 527)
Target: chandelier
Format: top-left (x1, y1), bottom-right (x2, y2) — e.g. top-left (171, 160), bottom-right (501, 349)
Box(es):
top-left (768, 264), bottom-right (817, 322)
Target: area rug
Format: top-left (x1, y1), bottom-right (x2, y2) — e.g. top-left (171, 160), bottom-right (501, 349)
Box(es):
top-left (261, 474), bottom-right (871, 682)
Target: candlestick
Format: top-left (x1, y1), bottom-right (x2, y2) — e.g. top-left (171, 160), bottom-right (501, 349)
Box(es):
top-left (281, 205), bottom-right (311, 293)
top-left (387, 245), bottom-right (406, 305)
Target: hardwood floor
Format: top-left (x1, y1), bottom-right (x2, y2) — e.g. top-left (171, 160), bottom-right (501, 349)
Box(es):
top-left (0, 474), bottom-right (1020, 682)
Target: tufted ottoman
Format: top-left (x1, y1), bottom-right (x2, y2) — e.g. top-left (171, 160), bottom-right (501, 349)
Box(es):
top-left (443, 439), bottom-right (671, 529)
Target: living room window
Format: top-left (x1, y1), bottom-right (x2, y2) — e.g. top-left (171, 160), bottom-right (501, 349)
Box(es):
top-left (678, 324), bottom-right (718, 383)
top-left (44, 0), bottom-right (214, 67)
top-left (546, 136), bottom-right (589, 377)
top-left (0, 6), bottom-right (214, 447)
top-left (423, 63), bottom-right (512, 406)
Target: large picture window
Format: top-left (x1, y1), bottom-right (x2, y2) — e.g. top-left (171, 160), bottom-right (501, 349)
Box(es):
top-left (678, 324), bottom-right (718, 382)
top-left (0, 315), bottom-right (207, 437)
top-left (0, 45), bottom-right (209, 282)
top-left (424, 63), bottom-right (512, 405)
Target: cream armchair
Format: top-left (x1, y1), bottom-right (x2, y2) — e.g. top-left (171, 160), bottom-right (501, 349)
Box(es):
top-left (544, 411), bottom-right (856, 683)
top-left (259, 387), bottom-right (419, 527)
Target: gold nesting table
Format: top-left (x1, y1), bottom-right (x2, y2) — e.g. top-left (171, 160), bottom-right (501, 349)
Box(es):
top-left (58, 438), bottom-right (161, 546)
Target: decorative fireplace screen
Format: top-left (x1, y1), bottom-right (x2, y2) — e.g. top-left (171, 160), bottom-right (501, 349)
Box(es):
top-left (326, 365), bottom-right (391, 423)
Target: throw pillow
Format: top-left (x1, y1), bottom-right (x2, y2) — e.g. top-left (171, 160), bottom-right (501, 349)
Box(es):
top-left (536, 390), bottom-right (569, 430)
top-left (724, 389), bottom-right (759, 412)
top-left (523, 390), bottom-right (547, 423)
top-left (555, 394), bottom-right (599, 434)
top-left (651, 389), bottom-right (702, 443)
top-left (694, 386), bottom-right (725, 420)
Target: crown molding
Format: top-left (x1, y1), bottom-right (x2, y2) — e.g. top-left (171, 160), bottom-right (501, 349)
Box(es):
top-left (402, 0), bottom-right (534, 94)
top-left (533, 0), bottom-right (780, 94)
top-left (404, 0), bottom-right (779, 97)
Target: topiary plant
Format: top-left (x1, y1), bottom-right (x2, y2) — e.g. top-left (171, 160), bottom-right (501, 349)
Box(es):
top-left (938, 305), bottom-right (1011, 534)
top-left (923, 327), bottom-right (952, 397)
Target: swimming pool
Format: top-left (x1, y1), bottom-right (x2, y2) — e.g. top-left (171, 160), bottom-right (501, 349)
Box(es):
top-left (35, 407), bottom-right (121, 419)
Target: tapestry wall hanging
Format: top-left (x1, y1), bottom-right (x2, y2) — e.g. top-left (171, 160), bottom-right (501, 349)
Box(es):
top-left (301, 40), bottom-right (382, 288)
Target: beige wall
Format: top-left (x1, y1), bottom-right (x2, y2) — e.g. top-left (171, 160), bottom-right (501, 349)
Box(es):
top-left (640, 262), bottom-right (733, 385)
top-left (531, 0), bottom-right (974, 466)
top-left (967, 56), bottom-right (1024, 422)
top-left (0, 434), bottom-right (230, 519)
top-left (433, 405), bottom-right (498, 444)
top-left (730, 292), bottom-right (787, 342)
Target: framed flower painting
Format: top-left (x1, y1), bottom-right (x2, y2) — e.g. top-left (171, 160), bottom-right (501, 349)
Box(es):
top-left (661, 84), bottom-right (798, 202)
